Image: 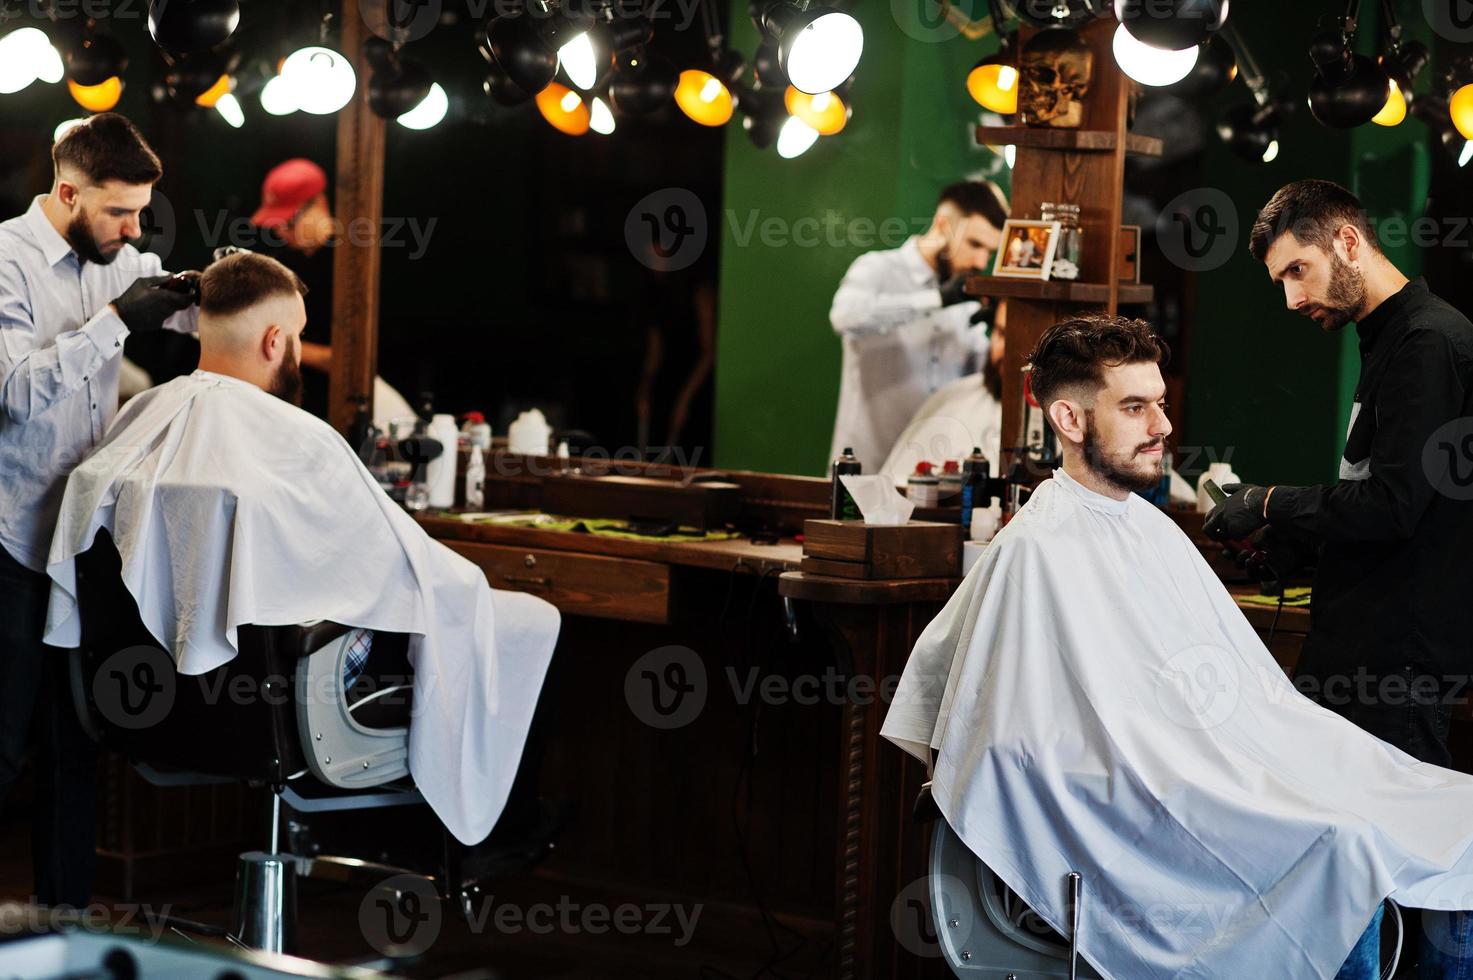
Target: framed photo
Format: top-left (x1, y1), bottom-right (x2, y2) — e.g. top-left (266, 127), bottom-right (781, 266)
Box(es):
top-left (994, 219), bottom-right (1061, 281)
top-left (1118, 225), bottom-right (1142, 283)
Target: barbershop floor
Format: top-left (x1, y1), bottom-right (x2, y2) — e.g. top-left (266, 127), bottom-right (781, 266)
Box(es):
top-left (0, 779), bottom-right (828, 979)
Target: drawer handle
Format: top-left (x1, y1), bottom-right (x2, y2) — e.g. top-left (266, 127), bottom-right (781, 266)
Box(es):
top-left (502, 574), bottom-right (551, 588)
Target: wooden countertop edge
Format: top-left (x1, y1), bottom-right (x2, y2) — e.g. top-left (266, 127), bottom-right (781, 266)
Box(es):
top-left (420, 515), bottom-right (803, 574)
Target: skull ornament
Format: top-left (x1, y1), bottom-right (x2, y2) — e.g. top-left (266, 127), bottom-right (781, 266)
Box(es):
top-left (1019, 29), bottom-right (1094, 128)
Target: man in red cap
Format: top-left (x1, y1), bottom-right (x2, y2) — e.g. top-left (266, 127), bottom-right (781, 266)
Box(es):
top-left (249, 158), bottom-right (336, 418)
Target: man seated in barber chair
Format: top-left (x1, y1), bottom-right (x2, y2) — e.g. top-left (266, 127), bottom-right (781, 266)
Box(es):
top-left (43, 251), bottom-right (561, 869)
top-left (885, 315), bottom-right (1473, 980)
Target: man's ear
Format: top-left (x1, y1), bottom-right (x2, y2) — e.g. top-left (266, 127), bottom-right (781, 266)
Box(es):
top-left (1336, 223), bottom-right (1362, 264)
top-left (1046, 397), bottom-right (1086, 447)
top-left (260, 324), bottom-right (282, 363)
top-left (55, 180), bottom-right (80, 208)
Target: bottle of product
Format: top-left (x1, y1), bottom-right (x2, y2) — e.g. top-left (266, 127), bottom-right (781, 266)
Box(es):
top-left (960, 446), bottom-right (991, 531)
top-left (830, 447), bottom-right (862, 520)
top-left (938, 459), bottom-right (963, 504)
top-left (462, 411), bottom-right (493, 452)
top-left (907, 461), bottom-right (940, 507)
top-left (465, 444), bottom-right (486, 511)
top-left (425, 413), bottom-right (460, 509)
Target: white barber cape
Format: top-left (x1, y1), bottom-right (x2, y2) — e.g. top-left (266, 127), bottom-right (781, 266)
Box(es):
top-left (882, 467), bottom-right (1473, 979)
top-left (878, 372), bottom-right (1003, 485)
top-left (44, 370), bottom-right (559, 846)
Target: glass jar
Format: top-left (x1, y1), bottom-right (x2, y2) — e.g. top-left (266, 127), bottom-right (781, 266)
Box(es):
top-left (1040, 202), bottom-right (1083, 279)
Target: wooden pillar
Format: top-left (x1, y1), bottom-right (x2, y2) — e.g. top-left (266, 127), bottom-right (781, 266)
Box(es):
top-left (970, 17), bottom-right (1158, 471)
top-left (328, 2), bottom-right (386, 434)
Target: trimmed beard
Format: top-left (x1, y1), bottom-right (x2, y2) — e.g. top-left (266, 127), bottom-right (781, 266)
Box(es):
top-left (1081, 409), bottom-right (1165, 494)
top-left (268, 336), bottom-right (303, 404)
top-left (1314, 251), bottom-right (1367, 332)
top-left (66, 211), bottom-right (122, 266)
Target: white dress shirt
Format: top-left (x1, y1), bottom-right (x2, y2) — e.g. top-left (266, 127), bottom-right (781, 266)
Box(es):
top-left (0, 195), bottom-right (198, 571)
top-left (828, 236), bottom-right (982, 471)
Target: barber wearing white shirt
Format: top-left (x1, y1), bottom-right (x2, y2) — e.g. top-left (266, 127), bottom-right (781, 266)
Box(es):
top-left (827, 180), bottom-right (1008, 470)
top-left (0, 113), bottom-right (198, 907)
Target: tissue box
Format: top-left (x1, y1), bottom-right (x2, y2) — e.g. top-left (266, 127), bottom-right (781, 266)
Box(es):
top-left (800, 519), bottom-right (962, 580)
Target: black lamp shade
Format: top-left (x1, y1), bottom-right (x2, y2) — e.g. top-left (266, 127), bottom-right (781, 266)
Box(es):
top-left (1115, 0), bottom-right (1227, 51)
top-left (67, 35), bottom-right (128, 86)
top-left (147, 0), bottom-right (240, 57)
top-left (370, 60), bottom-right (434, 118)
top-left (1309, 52), bottom-right (1391, 128)
top-left (484, 14), bottom-right (558, 95)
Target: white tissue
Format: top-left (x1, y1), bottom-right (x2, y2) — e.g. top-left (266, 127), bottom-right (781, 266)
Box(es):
top-left (840, 474), bottom-right (915, 526)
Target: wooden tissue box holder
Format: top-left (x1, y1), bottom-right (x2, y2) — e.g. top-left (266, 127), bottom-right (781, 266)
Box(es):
top-left (799, 519), bottom-right (963, 580)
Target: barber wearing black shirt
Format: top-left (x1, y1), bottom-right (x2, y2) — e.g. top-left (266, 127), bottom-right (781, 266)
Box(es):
top-left (1206, 179), bottom-right (1473, 976)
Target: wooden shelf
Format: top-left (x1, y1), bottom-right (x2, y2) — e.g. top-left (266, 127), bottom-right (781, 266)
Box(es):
top-left (974, 126), bottom-right (1163, 157)
top-left (966, 274), bottom-right (1154, 305)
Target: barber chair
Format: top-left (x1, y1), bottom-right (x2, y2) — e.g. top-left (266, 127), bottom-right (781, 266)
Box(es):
top-left (917, 786), bottom-right (1102, 979)
top-left (68, 531), bottom-right (553, 956)
top-left (921, 787), bottom-right (1407, 980)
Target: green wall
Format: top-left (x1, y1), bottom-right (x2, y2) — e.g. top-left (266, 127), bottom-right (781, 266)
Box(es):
top-left (716, 3), bottom-right (1438, 484)
top-left (1185, 2), bottom-right (1432, 488)
top-left (713, 2), bottom-right (1010, 475)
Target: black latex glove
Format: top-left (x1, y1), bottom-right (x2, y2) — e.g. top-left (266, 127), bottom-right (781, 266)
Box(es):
top-left (939, 273), bottom-right (972, 307)
top-left (1203, 482), bottom-right (1270, 542)
top-left (111, 275), bottom-right (196, 334)
top-left (968, 296), bottom-right (997, 325)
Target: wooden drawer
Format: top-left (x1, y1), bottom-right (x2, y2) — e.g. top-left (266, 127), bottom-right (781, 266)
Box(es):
top-left (446, 541), bottom-right (670, 624)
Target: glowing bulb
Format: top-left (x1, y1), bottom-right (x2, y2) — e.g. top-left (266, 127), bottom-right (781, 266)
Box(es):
top-left (997, 65), bottom-right (1018, 91)
top-left (1004, 144), bottom-right (1016, 168)
top-left (259, 75), bottom-right (296, 115)
top-left (1459, 140), bottom-right (1473, 169)
top-left (676, 70), bottom-right (734, 126)
top-left (784, 86), bottom-right (848, 135)
top-left (560, 90), bottom-right (581, 112)
top-left (194, 73), bottom-right (232, 108)
top-left (1112, 24), bottom-right (1198, 87)
top-left (214, 92), bottom-right (245, 128)
top-left (397, 82), bottom-right (447, 130)
top-left (1262, 139), bottom-right (1280, 163)
top-left (0, 28), bottom-right (62, 94)
top-left (1371, 78), bottom-right (1406, 127)
top-left (1451, 83), bottom-right (1473, 140)
top-left (279, 45), bottom-right (356, 115)
top-left (589, 96), bottom-right (615, 135)
top-left (785, 11), bottom-right (863, 95)
top-left (558, 31), bottom-right (597, 90)
top-left (776, 116), bottom-right (819, 158)
top-left (67, 76), bottom-right (123, 111)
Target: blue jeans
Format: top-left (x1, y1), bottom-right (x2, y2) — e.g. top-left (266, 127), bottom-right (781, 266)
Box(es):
top-left (1423, 910), bottom-right (1473, 979)
top-left (1336, 904), bottom-right (1384, 980)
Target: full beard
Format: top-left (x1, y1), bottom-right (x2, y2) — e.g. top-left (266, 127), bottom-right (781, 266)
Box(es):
top-left (267, 339), bottom-right (303, 404)
top-left (1082, 413), bottom-right (1165, 494)
top-left (66, 212), bottom-right (124, 266)
top-left (1313, 252), bottom-right (1367, 332)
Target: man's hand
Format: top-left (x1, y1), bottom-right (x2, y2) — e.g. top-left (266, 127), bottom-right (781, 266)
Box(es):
top-left (939, 273), bottom-right (973, 307)
top-left (1203, 482), bottom-right (1271, 542)
top-left (110, 275), bottom-right (196, 334)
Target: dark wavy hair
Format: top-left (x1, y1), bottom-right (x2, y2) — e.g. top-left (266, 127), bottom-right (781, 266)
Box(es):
top-left (1249, 179), bottom-right (1379, 263)
top-left (52, 113), bottom-right (162, 187)
top-left (1027, 315), bottom-right (1170, 412)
